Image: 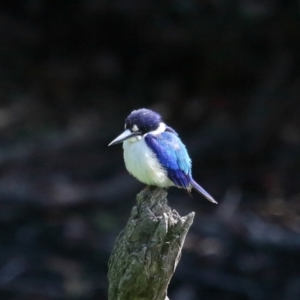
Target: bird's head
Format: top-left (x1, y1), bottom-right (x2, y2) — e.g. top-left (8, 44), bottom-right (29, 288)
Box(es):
top-left (108, 108), bottom-right (166, 146)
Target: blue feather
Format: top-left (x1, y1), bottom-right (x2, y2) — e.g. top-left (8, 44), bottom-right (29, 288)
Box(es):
top-left (190, 178), bottom-right (217, 203)
top-left (145, 131), bottom-right (218, 204)
top-left (145, 132), bottom-right (192, 189)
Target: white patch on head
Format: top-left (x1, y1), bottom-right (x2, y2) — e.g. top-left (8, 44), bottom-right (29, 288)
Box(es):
top-left (132, 124), bottom-right (139, 132)
top-left (123, 137), bottom-right (174, 187)
top-left (145, 122), bottom-right (166, 136)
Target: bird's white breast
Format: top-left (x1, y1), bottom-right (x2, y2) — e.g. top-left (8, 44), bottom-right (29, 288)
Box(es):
top-left (123, 137), bottom-right (174, 187)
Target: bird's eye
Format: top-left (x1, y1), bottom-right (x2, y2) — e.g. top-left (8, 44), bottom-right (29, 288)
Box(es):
top-left (131, 124), bottom-right (139, 132)
top-left (125, 122), bottom-right (130, 129)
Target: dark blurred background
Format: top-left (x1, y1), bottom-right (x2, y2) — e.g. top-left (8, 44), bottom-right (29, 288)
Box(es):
top-left (0, 0), bottom-right (300, 299)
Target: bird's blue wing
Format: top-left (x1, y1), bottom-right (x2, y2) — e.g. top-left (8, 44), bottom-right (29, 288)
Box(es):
top-left (145, 132), bottom-right (192, 189)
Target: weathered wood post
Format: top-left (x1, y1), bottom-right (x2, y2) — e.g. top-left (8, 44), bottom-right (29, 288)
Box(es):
top-left (108, 186), bottom-right (195, 300)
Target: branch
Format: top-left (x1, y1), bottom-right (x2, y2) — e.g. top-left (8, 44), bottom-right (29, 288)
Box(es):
top-left (108, 187), bottom-right (195, 300)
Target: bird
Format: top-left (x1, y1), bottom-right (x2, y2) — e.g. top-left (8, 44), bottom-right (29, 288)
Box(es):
top-left (108, 108), bottom-right (217, 204)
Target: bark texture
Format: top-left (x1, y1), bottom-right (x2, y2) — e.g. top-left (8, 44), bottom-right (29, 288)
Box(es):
top-left (108, 187), bottom-right (195, 300)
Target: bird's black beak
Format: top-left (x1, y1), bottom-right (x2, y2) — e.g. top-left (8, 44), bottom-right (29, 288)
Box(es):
top-left (108, 129), bottom-right (139, 146)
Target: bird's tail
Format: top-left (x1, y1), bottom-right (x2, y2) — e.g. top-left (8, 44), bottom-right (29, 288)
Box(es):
top-left (190, 178), bottom-right (218, 204)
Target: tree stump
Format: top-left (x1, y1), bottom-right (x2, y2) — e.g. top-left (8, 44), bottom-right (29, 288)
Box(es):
top-left (108, 186), bottom-right (195, 300)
